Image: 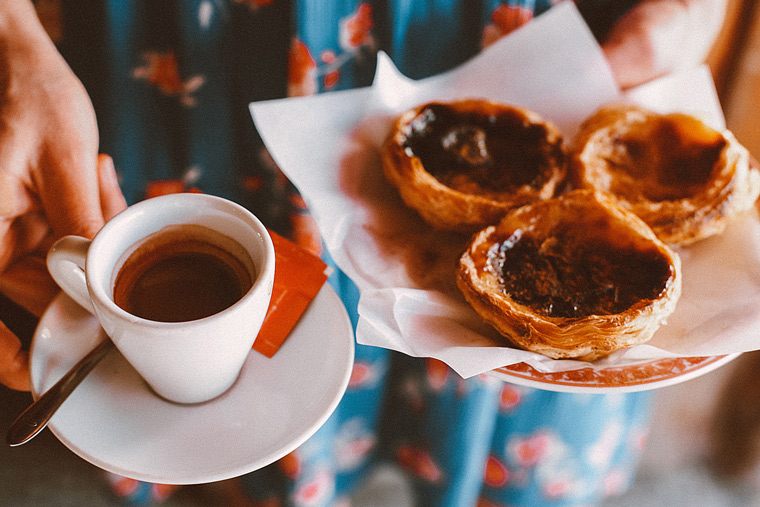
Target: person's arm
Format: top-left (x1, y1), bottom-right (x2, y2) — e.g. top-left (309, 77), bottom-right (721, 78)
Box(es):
top-left (601, 0), bottom-right (728, 89)
top-left (0, 1), bottom-right (126, 390)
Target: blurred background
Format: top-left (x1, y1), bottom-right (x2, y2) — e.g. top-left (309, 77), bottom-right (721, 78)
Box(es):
top-left (711, 0), bottom-right (760, 157)
top-left (603, 1), bottom-right (760, 505)
top-left (3, 0), bottom-right (760, 505)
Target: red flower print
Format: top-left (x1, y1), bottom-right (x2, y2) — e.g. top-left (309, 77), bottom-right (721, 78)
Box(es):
top-left (232, 0), bottom-right (274, 8)
top-left (151, 483), bottom-right (180, 502)
top-left (294, 4), bottom-right (374, 92)
top-left (587, 421), bottom-right (623, 468)
top-left (106, 474), bottom-right (139, 498)
top-left (481, 5), bottom-right (534, 48)
top-left (288, 192), bottom-right (308, 211)
top-left (340, 3), bottom-right (374, 49)
top-left (491, 4), bottom-right (534, 32)
top-left (348, 361), bottom-right (381, 389)
top-left (499, 384), bottom-right (522, 411)
top-left (323, 70), bottom-right (341, 89)
top-left (341, 436), bottom-right (375, 463)
top-left (143, 167), bottom-right (202, 199)
top-left (145, 180), bottom-right (187, 199)
top-left (289, 213), bottom-right (322, 256)
top-left (335, 425), bottom-right (376, 472)
top-left (292, 469), bottom-right (335, 506)
top-left (396, 444), bottom-right (443, 483)
top-left (603, 468), bottom-right (628, 497)
top-left (132, 51), bottom-right (205, 106)
top-left (426, 358), bottom-right (450, 391)
top-left (140, 52), bottom-right (182, 91)
top-left (508, 432), bottom-right (554, 467)
top-left (484, 455), bottom-right (510, 488)
top-left (629, 426), bottom-right (649, 452)
top-left (543, 478), bottom-right (573, 499)
top-left (321, 51), bottom-right (337, 65)
top-left (476, 498), bottom-right (504, 507)
top-left (242, 175), bottom-right (265, 192)
top-left (278, 451), bottom-right (302, 479)
top-left (288, 38), bottom-right (318, 97)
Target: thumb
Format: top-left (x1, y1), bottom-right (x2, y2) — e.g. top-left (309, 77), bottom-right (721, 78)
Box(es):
top-left (37, 151), bottom-right (106, 240)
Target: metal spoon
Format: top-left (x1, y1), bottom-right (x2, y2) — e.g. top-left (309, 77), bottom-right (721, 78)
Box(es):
top-left (6, 335), bottom-right (114, 447)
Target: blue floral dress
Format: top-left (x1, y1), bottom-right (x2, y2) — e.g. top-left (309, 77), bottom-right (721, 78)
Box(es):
top-left (40, 1), bottom-right (652, 505)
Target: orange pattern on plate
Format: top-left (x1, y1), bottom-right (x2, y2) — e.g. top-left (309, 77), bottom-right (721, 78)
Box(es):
top-left (493, 356), bottom-right (728, 388)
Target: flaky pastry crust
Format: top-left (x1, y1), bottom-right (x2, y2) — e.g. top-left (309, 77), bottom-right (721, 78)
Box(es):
top-left (571, 104), bottom-right (760, 246)
top-left (382, 99), bottom-right (567, 232)
top-left (457, 189), bottom-right (682, 361)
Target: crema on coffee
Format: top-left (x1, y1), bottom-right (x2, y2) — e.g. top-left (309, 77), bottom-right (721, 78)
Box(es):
top-left (112, 224), bottom-right (255, 322)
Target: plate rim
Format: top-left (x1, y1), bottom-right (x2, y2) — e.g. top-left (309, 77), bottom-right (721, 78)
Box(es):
top-left (486, 354), bottom-right (741, 393)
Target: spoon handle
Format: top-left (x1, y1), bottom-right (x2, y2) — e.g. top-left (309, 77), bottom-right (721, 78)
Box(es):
top-left (6, 336), bottom-right (114, 447)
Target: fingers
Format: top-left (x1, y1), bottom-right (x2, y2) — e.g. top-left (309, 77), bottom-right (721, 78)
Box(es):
top-left (601, 0), bottom-right (727, 89)
top-left (0, 156), bottom-right (125, 317)
top-left (0, 319), bottom-right (30, 391)
top-left (37, 148), bottom-right (106, 240)
top-left (39, 152), bottom-right (127, 241)
top-left (0, 207), bottom-right (51, 258)
top-left (0, 255), bottom-right (59, 317)
top-left (0, 124), bottom-right (45, 220)
top-left (601, 0), bottom-right (685, 89)
top-left (97, 154), bottom-right (127, 221)
top-left (31, 76), bottom-right (105, 239)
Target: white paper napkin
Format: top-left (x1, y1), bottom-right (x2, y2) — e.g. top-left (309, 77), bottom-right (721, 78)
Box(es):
top-left (250, 2), bottom-right (760, 378)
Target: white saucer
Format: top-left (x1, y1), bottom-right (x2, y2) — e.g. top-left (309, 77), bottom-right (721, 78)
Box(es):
top-left (30, 285), bottom-right (354, 485)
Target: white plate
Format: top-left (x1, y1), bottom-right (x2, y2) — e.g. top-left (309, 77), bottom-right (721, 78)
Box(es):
top-left (30, 284), bottom-right (354, 485)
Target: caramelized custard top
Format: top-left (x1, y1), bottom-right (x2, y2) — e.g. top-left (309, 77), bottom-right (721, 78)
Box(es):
top-left (483, 220), bottom-right (673, 319)
top-left (401, 104), bottom-right (564, 194)
top-left (602, 115), bottom-right (727, 202)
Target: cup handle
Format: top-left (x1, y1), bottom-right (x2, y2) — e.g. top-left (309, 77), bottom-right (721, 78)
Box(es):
top-left (47, 236), bottom-right (95, 314)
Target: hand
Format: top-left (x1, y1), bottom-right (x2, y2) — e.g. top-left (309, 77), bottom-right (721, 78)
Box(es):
top-left (601, 0), bottom-right (728, 89)
top-left (0, 2), bottom-right (127, 390)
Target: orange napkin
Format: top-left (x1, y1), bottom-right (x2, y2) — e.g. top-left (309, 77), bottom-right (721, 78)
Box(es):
top-left (253, 231), bottom-right (329, 357)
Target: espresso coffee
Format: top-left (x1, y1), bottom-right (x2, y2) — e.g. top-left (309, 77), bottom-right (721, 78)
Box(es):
top-left (113, 224), bottom-right (255, 322)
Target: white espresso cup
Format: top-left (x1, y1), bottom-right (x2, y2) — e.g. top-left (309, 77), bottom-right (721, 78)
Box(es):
top-left (47, 193), bottom-right (275, 404)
